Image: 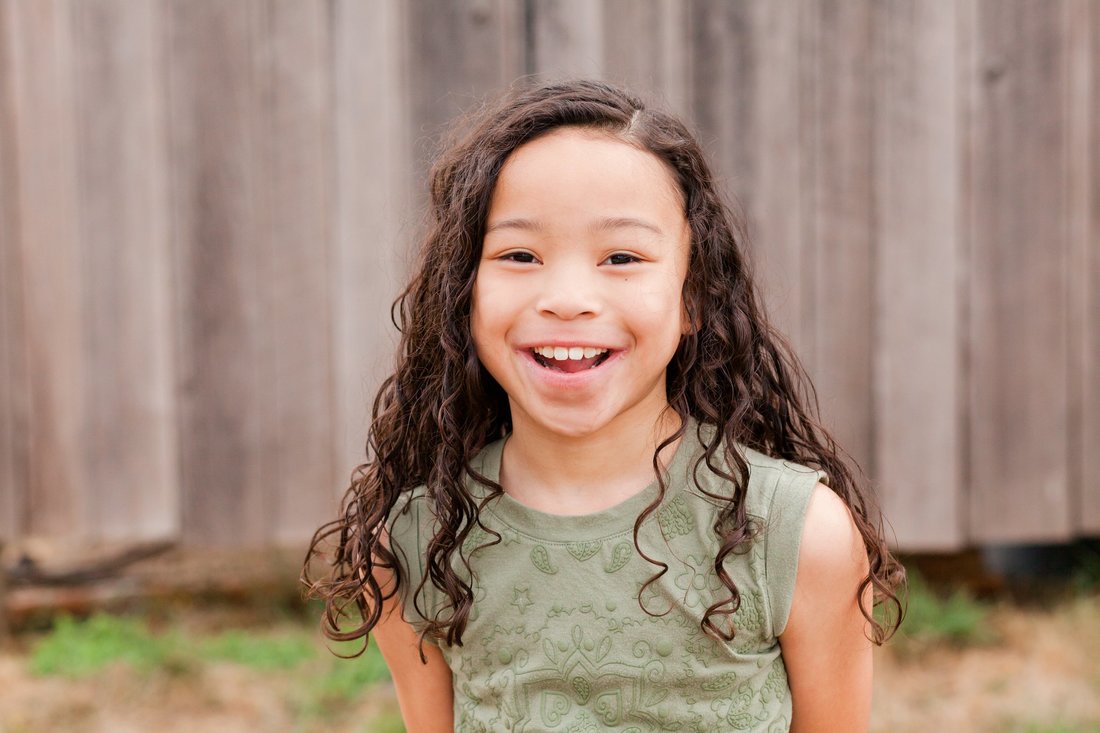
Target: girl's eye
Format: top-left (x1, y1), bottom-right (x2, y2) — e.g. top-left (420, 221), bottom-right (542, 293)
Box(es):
top-left (605, 253), bottom-right (640, 265)
top-left (501, 251), bottom-right (538, 264)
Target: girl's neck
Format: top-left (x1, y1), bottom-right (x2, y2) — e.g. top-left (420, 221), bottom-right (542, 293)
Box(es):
top-left (499, 407), bottom-right (684, 516)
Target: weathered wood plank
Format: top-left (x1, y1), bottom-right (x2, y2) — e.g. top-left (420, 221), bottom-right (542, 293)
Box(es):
top-left (802, 0), bottom-right (875, 474)
top-left (527, 0), bottom-right (689, 109)
top-left (330, 0), bottom-right (413, 484)
top-left (603, 0), bottom-right (689, 114)
top-left (967, 0), bottom-right (1072, 542)
top-left (1070, 0), bottom-right (1100, 533)
top-left (0, 0), bottom-right (28, 541)
top-left (405, 0), bottom-right (525, 176)
top-left (6, 0), bottom-right (90, 540)
top-left (872, 1), bottom-right (964, 550)
top-left (166, 0), bottom-right (266, 545)
top-left (71, 0), bottom-right (178, 541)
top-left (530, 0), bottom-right (605, 79)
top-left (689, 1), bottom-right (807, 357)
top-left (250, 0), bottom-right (337, 546)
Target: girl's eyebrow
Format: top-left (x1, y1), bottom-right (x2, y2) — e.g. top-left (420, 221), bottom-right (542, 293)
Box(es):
top-left (485, 218), bottom-right (541, 234)
top-left (485, 216), bottom-right (664, 235)
top-left (593, 216), bottom-right (664, 236)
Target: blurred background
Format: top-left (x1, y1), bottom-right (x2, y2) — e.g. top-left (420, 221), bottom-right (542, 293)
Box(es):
top-left (0, 1), bottom-right (1098, 732)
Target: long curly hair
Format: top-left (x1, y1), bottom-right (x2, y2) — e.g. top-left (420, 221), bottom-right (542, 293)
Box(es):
top-left (303, 78), bottom-right (905, 652)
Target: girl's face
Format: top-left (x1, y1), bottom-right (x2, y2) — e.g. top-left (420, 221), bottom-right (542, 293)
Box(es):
top-left (472, 127), bottom-right (691, 442)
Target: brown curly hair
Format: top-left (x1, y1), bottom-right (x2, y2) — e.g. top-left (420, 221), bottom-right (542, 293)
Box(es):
top-left (303, 78), bottom-right (905, 652)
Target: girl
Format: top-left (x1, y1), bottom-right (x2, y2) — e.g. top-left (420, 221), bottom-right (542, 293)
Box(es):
top-left (304, 79), bottom-right (904, 732)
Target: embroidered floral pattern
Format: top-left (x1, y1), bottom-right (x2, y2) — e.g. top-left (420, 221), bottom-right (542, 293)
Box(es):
top-left (400, 432), bottom-right (822, 732)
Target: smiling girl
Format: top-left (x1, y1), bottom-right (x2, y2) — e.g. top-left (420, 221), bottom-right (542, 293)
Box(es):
top-left (304, 80), bottom-right (904, 732)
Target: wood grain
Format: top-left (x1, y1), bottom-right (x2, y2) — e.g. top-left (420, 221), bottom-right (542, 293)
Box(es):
top-left (0, 0), bottom-right (1094, 551)
top-left (72, 0), bottom-right (178, 541)
top-left (330, 0), bottom-right (413, 487)
top-left (166, 0), bottom-right (266, 545)
top-left (0, 0), bottom-right (28, 540)
top-left (405, 0), bottom-right (525, 179)
top-left (1070, 0), bottom-right (1100, 532)
top-left (6, 0), bottom-right (89, 540)
top-left (802, 0), bottom-right (875, 475)
top-left (249, 0), bottom-right (337, 545)
top-left (967, 0), bottom-right (1072, 542)
top-left (689, 1), bottom-right (807, 356)
top-left (530, 0), bottom-right (605, 79)
top-left (872, 1), bottom-right (964, 550)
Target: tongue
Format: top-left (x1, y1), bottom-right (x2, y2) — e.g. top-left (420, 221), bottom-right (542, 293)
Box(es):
top-left (551, 356), bottom-right (602, 373)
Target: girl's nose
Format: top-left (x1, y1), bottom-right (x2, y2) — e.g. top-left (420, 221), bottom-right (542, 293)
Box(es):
top-left (534, 265), bottom-right (601, 320)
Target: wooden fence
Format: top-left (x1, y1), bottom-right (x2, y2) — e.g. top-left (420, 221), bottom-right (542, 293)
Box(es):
top-left (0, 0), bottom-right (1097, 553)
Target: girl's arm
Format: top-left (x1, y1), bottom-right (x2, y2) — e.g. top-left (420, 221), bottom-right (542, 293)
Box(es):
top-left (370, 563), bottom-right (454, 732)
top-left (778, 483), bottom-right (874, 733)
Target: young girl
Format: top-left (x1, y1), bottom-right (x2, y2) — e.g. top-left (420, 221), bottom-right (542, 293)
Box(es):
top-left (305, 79), bottom-right (904, 733)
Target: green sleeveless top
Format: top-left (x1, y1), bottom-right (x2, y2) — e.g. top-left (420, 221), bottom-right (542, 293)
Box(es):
top-left (388, 420), bottom-right (824, 732)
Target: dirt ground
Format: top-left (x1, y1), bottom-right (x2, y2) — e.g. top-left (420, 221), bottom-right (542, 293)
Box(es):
top-left (0, 597), bottom-right (1097, 733)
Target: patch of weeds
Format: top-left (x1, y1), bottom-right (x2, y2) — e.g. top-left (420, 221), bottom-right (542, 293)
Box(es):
top-left (198, 628), bottom-right (317, 670)
top-left (364, 711), bottom-right (406, 733)
top-left (1003, 720), bottom-right (1100, 733)
top-left (887, 568), bottom-right (996, 655)
top-left (30, 613), bottom-right (188, 677)
top-left (297, 639), bottom-right (391, 719)
top-left (1070, 543), bottom-right (1100, 596)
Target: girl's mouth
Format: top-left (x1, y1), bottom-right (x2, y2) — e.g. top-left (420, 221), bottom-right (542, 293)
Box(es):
top-left (529, 346), bottom-right (614, 374)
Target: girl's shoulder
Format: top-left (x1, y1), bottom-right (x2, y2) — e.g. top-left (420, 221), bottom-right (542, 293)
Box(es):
top-left (677, 422), bottom-right (827, 521)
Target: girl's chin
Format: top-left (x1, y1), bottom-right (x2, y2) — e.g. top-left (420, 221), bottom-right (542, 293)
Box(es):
top-left (509, 405), bottom-right (616, 440)
top-left (510, 402), bottom-right (663, 443)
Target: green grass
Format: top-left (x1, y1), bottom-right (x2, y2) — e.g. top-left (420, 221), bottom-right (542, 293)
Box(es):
top-left (1004, 721), bottom-right (1100, 733)
top-left (886, 568), bottom-right (997, 653)
top-left (198, 628), bottom-right (317, 670)
top-left (29, 611), bottom-right (389, 681)
top-left (29, 613), bottom-right (187, 677)
top-left (29, 610), bottom-right (396, 727)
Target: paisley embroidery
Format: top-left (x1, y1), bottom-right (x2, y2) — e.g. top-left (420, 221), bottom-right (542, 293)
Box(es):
top-left (530, 545), bottom-right (558, 574)
top-left (571, 675), bottom-right (592, 703)
top-left (604, 540), bottom-right (633, 573)
top-left (657, 495), bottom-right (694, 539)
top-left (567, 540), bottom-right (602, 561)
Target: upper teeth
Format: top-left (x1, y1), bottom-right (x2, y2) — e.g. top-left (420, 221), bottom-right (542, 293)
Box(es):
top-left (534, 346), bottom-right (608, 361)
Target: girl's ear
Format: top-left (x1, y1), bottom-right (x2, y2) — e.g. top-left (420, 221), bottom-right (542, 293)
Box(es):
top-left (680, 299), bottom-right (699, 335)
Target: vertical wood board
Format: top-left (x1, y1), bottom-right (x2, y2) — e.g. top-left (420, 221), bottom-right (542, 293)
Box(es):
top-left (967, 0), bottom-right (1072, 542)
top-left (405, 0), bottom-right (525, 179)
top-left (602, 0), bottom-right (690, 114)
top-left (529, 0), bottom-right (605, 79)
top-left (0, 0), bottom-right (28, 539)
top-left (167, 0), bottom-right (266, 545)
top-left (330, 0), bottom-right (414, 489)
top-left (872, 1), bottom-right (964, 550)
top-left (72, 0), bottom-right (178, 541)
top-left (1073, 0), bottom-right (1100, 532)
top-left (250, 0), bottom-right (338, 545)
top-left (802, 0), bottom-right (875, 475)
top-left (688, 1), bottom-right (807, 357)
top-left (7, 0), bottom-right (91, 540)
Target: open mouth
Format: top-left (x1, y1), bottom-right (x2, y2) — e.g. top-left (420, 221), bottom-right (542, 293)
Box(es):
top-left (530, 346), bottom-right (614, 374)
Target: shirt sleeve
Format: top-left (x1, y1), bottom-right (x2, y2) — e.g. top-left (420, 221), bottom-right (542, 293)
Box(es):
top-left (762, 461), bottom-right (827, 637)
top-left (386, 489), bottom-right (436, 633)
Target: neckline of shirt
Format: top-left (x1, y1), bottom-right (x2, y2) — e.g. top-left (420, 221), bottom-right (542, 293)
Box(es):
top-left (473, 416), bottom-right (705, 543)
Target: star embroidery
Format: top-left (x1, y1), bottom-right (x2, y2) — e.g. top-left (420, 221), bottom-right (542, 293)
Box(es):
top-left (511, 585), bottom-right (533, 614)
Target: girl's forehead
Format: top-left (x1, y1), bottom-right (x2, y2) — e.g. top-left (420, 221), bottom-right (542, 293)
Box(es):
top-left (490, 128), bottom-right (685, 224)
